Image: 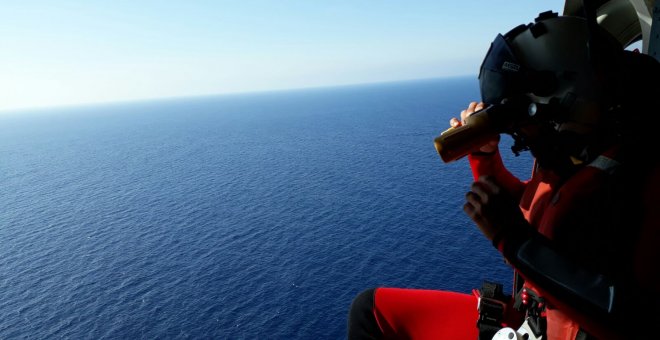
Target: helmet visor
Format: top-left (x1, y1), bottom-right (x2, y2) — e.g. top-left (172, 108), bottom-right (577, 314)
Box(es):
top-left (479, 34), bottom-right (526, 105)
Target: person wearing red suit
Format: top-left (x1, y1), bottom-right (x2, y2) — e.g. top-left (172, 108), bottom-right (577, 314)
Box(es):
top-left (348, 11), bottom-right (660, 340)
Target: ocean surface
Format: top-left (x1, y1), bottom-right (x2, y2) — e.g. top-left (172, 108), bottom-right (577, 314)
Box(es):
top-left (0, 77), bottom-right (533, 339)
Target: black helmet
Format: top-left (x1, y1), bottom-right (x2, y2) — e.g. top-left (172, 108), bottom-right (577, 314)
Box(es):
top-left (479, 11), bottom-right (624, 128)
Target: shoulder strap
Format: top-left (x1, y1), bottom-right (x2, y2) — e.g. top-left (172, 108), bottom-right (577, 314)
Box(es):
top-left (586, 155), bottom-right (620, 174)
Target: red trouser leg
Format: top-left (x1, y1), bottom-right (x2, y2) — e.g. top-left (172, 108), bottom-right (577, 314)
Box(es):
top-left (373, 288), bottom-right (479, 340)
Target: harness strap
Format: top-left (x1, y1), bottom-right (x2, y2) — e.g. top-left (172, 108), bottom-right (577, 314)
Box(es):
top-left (586, 155), bottom-right (620, 174)
top-left (477, 281), bottom-right (509, 340)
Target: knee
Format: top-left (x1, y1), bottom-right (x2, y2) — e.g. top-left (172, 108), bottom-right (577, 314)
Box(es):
top-left (348, 288), bottom-right (381, 339)
top-left (350, 288), bottom-right (376, 316)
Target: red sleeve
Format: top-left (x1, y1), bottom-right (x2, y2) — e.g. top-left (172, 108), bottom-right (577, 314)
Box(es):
top-left (491, 163), bottom-right (660, 339)
top-left (467, 148), bottom-right (528, 200)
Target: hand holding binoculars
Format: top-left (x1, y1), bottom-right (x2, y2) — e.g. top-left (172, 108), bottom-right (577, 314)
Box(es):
top-left (434, 101), bottom-right (537, 162)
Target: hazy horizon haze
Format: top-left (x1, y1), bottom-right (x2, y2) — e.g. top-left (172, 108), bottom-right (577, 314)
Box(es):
top-left (1, 1), bottom-right (564, 111)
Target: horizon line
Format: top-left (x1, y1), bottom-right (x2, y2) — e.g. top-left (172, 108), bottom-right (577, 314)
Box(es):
top-left (0, 74), bottom-right (476, 115)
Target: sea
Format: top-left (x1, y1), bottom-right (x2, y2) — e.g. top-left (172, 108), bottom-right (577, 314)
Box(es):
top-left (0, 77), bottom-right (533, 339)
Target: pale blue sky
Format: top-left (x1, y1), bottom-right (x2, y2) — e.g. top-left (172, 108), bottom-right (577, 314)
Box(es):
top-left (0, 1), bottom-right (565, 111)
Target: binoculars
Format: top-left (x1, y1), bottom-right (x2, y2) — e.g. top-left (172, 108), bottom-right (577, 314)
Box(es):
top-left (434, 101), bottom-right (540, 162)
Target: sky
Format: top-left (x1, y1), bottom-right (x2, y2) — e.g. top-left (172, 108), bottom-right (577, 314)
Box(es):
top-left (0, 0), bottom-right (565, 111)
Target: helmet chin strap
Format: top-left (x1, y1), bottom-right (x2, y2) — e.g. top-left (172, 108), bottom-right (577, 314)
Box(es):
top-left (510, 122), bottom-right (610, 176)
top-left (530, 135), bottom-right (586, 176)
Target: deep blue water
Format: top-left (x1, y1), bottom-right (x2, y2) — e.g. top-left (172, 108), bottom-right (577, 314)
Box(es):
top-left (0, 77), bottom-right (533, 339)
